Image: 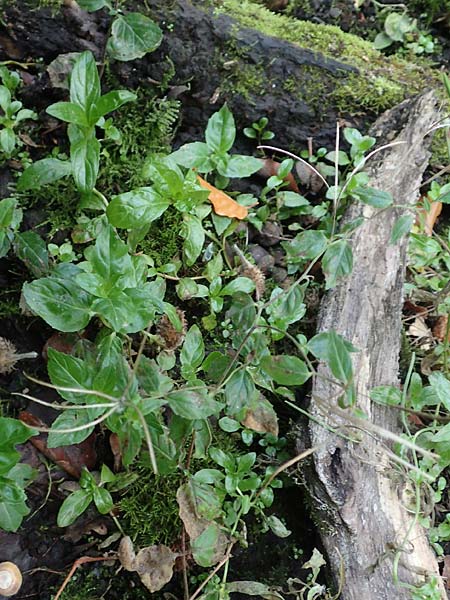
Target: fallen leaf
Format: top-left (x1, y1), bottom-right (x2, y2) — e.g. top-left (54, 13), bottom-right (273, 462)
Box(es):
top-left (118, 536), bottom-right (178, 593)
top-left (197, 176), bottom-right (249, 219)
top-left (242, 394), bottom-right (279, 436)
top-left (19, 411), bottom-right (97, 478)
top-left (432, 315), bottom-right (449, 342)
top-left (416, 196), bottom-right (442, 236)
top-left (407, 316), bottom-right (433, 349)
top-left (109, 433), bottom-right (122, 472)
top-left (227, 581), bottom-right (284, 599)
top-left (177, 483), bottom-right (228, 566)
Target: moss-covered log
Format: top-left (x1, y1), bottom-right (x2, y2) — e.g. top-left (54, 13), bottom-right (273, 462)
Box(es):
top-left (0, 0), bottom-right (440, 153)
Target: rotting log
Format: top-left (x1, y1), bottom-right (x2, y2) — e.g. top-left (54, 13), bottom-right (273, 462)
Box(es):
top-left (302, 91), bottom-right (446, 599)
top-left (0, 0), bottom-right (437, 153)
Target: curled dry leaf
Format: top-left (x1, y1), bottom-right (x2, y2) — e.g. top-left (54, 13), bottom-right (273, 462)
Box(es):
top-left (432, 315), bottom-right (449, 343)
top-left (416, 196), bottom-right (442, 236)
top-left (407, 316), bottom-right (433, 350)
top-left (118, 536), bottom-right (178, 593)
top-left (197, 175), bottom-right (249, 219)
top-left (156, 308), bottom-right (187, 351)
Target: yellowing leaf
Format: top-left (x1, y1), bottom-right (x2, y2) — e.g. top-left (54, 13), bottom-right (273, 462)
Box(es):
top-left (197, 175), bottom-right (249, 219)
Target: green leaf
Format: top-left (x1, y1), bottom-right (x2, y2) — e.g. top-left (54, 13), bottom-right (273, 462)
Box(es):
top-left (374, 31), bottom-right (393, 49)
top-left (23, 273), bottom-right (93, 332)
top-left (47, 411), bottom-right (96, 448)
top-left (0, 128), bottom-right (15, 155)
top-left (70, 130), bottom-right (100, 192)
top-left (370, 385), bottom-right (402, 406)
top-left (0, 478), bottom-right (30, 532)
top-left (91, 90), bottom-right (137, 123)
top-left (70, 51), bottom-right (100, 117)
top-left (221, 276), bottom-right (255, 296)
top-left (14, 231), bottom-right (49, 277)
top-left (322, 240), bottom-right (353, 289)
top-left (260, 355), bottom-right (311, 386)
top-left (390, 213), bottom-right (414, 244)
top-left (17, 158), bottom-right (72, 191)
top-left (428, 372), bottom-right (450, 412)
top-left (77, 0), bottom-right (111, 10)
top-left (170, 142), bottom-right (211, 170)
top-left (83, 224), bottom-right (134, 291)
top-left (267, 515), bottom-right (291, 538)
top-left (180, 325), bottom-right (205, 377)
top-left (201, 351), bottom-right (231, 382)
top-left (205, 105), bottom-right (235, 154)
top-left (57, 489), bottom-right (92, 527)
top-left (218, 417), bottom-right (240, 432)
top-left (181, 214), bottom-right (205, 266)
top-left (168, 390), bottom-right (222, 420)
top-left (191, 523), bottom-right (224, 567)
top-left (47, 348), bottom-right (93, 403)
top-left (0, 417), bottom-right (35, 448)
top-left (308, 331), bottom-right (355, 387)
top-left (224, 369), bottom-right (259, 416)
top-left (93, 486), bottom-right (113, 514)
top-left (107, 187), bottom-right (169, 229)
top-left (220, 154), bottom-right (262, 178)
top-left (351, 186), bottom-right (393, 208)
top-left (107, 13), bottom-right (163, 61)
top-left (285, 230), bottom-right (328, 261)
top-left (46, 101), bottom-right (88, 126)
top-left (0, 197), bottom-right (17, 228)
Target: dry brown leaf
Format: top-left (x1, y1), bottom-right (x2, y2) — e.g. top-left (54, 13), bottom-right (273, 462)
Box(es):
top-left (432, 315), bottom-right (449, 342)
top-left (176, 484), bottom-right (228, 565)
top-left (408, 316), bottom-right (432, 340)
top-left (197, 175), bottom-right (249, 219)
top-left (19, 411), bottom-right (97, 478)
top-left (118, 536), bottom-right (178, 593)
top-left (242, 394), bottom-right (279, 436)
top-left (416, 196), bottom-right (442, 236)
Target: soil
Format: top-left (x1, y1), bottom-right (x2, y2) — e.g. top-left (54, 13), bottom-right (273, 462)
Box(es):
top-left (0, 1), bottom-right (448, 599)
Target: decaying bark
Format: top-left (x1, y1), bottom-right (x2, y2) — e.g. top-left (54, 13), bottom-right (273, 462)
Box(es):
top-left (302, 91), bottom-right (446, 599)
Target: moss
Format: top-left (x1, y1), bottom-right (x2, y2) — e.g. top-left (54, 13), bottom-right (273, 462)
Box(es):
top-left (119, 466), bottom-right (182, 548)
top-left (210, 0), bottom-right (439, 115)
top-left (98, 90), bottom-right (180, 195)
top-left (138, 207), bottom-right (183, 266)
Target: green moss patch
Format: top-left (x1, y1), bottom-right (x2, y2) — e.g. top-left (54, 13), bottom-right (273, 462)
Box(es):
top-left (212, 0), bottom-right (439, 115)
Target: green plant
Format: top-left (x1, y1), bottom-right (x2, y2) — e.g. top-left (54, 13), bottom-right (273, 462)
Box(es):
top-left (169, 104), bottom-right (262, 187)
top-left (0, 66), bottom-right (37, 160)
top-left (76, 1), bottom-right (163, 62)
top-left (243, 116), bottom-right (275, 146)
top-left (0, 417), bottom-right (35, 531)
top-left (57, 465), bottom-right (115, 527)
top-left (18, 51), bottom-right (136, 197)
top-left (374, 11), bottom-right (435, 55)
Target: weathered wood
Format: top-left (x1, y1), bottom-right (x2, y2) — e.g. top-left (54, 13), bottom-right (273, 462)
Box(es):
top-left (303, 92), bottom-right (445, 599)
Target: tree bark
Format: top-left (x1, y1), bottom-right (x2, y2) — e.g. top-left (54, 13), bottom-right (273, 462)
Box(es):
top-left (303, 91), bottom-right (446, 599)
